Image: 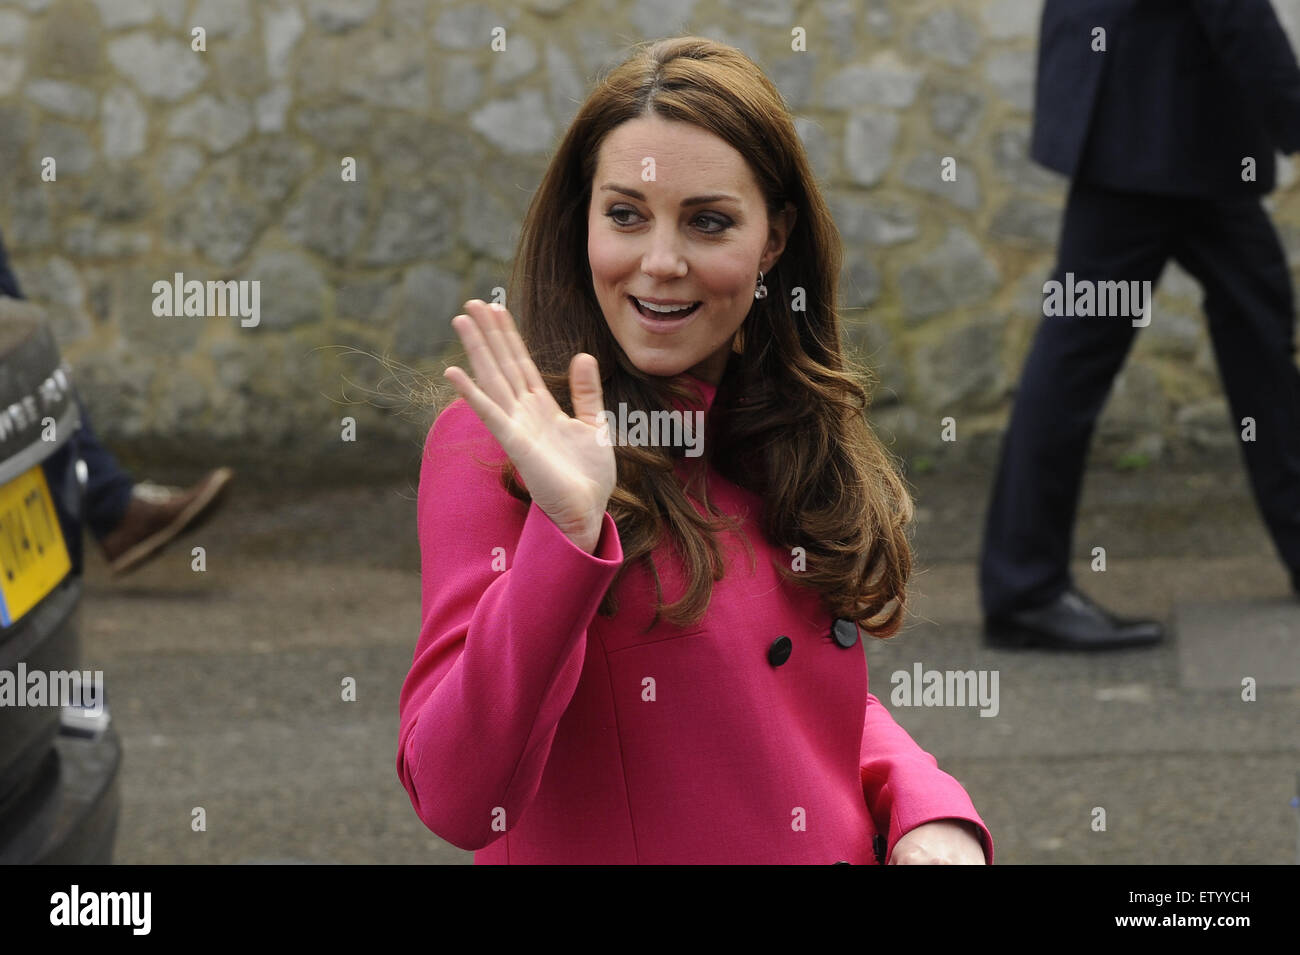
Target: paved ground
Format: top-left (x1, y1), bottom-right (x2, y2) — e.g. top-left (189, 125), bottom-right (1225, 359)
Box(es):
top-left (84, 458), bottom-right (1299, 864)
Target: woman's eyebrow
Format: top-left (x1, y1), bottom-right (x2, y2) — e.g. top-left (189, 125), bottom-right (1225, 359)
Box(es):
top-left (599, 183), bottom-right (741, 205)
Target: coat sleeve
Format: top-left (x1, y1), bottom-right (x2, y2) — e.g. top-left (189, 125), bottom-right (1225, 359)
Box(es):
top-left (396, 398), bottom-right (624, 851)
top-left (860, 692), bottom-right (995, 864)
top-left (1191, 0), bottom-right (1300, 153)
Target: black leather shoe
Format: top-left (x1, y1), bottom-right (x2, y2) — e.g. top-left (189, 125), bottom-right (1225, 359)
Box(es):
top-left (984, 587), bottom-right (1165, 651)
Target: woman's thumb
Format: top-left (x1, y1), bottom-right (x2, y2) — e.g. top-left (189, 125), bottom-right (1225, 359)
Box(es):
top-left (569, 352), bottom-right (605, 426)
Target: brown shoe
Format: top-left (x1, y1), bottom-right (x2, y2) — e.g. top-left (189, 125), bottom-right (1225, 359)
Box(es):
top-left (99, 467), bottom-right (234, 575)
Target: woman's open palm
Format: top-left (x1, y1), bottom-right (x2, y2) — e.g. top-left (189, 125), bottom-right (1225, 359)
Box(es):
top-left (443, 300), bottom-right (616, 549)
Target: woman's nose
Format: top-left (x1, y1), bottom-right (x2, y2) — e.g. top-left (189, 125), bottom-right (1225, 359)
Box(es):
top-left (640, 229), bottom-right (687, 277)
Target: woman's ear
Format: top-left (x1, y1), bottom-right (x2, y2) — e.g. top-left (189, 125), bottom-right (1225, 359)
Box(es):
top-left (765, 201), bottom-right (797, 270)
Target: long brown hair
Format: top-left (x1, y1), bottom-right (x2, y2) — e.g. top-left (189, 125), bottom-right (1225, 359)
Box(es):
top-left (428, 35), bottom-right (913, 638)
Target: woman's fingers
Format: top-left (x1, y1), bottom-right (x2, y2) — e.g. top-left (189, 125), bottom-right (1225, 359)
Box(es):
top-left (450, 299), bottom-right (585, 436)
top-left (569, 353), bottom-right (605, 428)
top-left (499, 304), bottom-right (548, 395)
top-left (442, 363), bottom-right (515, 444)
top-left (464, 300), bottom-right (564, 421)
top-left (466, 300), bottom-right (528, 401)
top-left (450, 311), bottom-right (514, 413)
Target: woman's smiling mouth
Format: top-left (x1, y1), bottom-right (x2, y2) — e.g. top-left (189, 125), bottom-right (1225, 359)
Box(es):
top-left (628, 295), bottom-right (703, 332)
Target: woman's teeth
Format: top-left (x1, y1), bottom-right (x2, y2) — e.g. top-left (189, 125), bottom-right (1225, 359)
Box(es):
top-left (631, 296), bottom-right (701, 318)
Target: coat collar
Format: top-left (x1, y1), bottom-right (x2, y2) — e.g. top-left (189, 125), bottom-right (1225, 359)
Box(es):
top-left (671, 372), bottom-right (719, 414)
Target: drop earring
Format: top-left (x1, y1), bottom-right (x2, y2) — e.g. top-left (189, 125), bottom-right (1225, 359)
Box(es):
top-left (754, 269), bottom-right (768, 300)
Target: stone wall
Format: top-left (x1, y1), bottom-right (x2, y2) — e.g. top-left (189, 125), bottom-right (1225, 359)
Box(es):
top-left (2, 0), bottom-right (1300, 481)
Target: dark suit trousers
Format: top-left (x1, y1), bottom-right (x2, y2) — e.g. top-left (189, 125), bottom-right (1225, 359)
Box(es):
top-left (980, 178), bottom-right (1300, 618)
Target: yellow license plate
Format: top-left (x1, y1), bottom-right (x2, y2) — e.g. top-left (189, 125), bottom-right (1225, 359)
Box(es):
top-left (0, 464), bottom-right (71, 627)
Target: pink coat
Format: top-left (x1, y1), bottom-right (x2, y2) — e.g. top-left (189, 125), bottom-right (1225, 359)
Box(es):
top-left (397, 374), bottom-right (993, 864)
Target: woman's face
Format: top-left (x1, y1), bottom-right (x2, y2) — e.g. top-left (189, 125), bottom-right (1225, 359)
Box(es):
top-left (587, 114), bottom-right (795, 385)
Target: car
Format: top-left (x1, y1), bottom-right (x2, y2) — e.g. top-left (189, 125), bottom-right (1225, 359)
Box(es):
top-left (0, 299), bottom-right (121, 864)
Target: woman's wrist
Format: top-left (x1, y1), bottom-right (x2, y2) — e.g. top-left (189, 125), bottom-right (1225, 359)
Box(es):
top-left (563, 513), bottom-right (604, 554)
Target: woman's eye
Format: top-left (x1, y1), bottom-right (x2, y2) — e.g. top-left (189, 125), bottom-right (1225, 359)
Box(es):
top-left (697, 214), bottom-right (731, 232)
top-left (605, 208), bottom-right (730, 233)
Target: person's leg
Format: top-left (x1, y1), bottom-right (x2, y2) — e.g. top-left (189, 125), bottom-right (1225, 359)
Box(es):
top-left (2, 227), bottom-right (233, 574)
top-left (980, 180), bottom-right (1175, 620)
top-left (0, 227), bottom-right (21, 299)
top-left (1, 231), bottom-right (138, 542)
top-left (73, 393), bottom-right (136, 542)
top-left (1170, 196), bottom-right (1300, 589)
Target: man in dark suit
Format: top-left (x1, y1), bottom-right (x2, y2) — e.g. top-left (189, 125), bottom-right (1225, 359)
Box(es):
top-left (0, 228), bottom-right (233, 575)
top-left (981, 0), bottom-right (1300, 650)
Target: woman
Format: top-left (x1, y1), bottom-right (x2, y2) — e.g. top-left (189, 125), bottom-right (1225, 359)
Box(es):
top-left (397, 35), bottom-right (992, 864)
